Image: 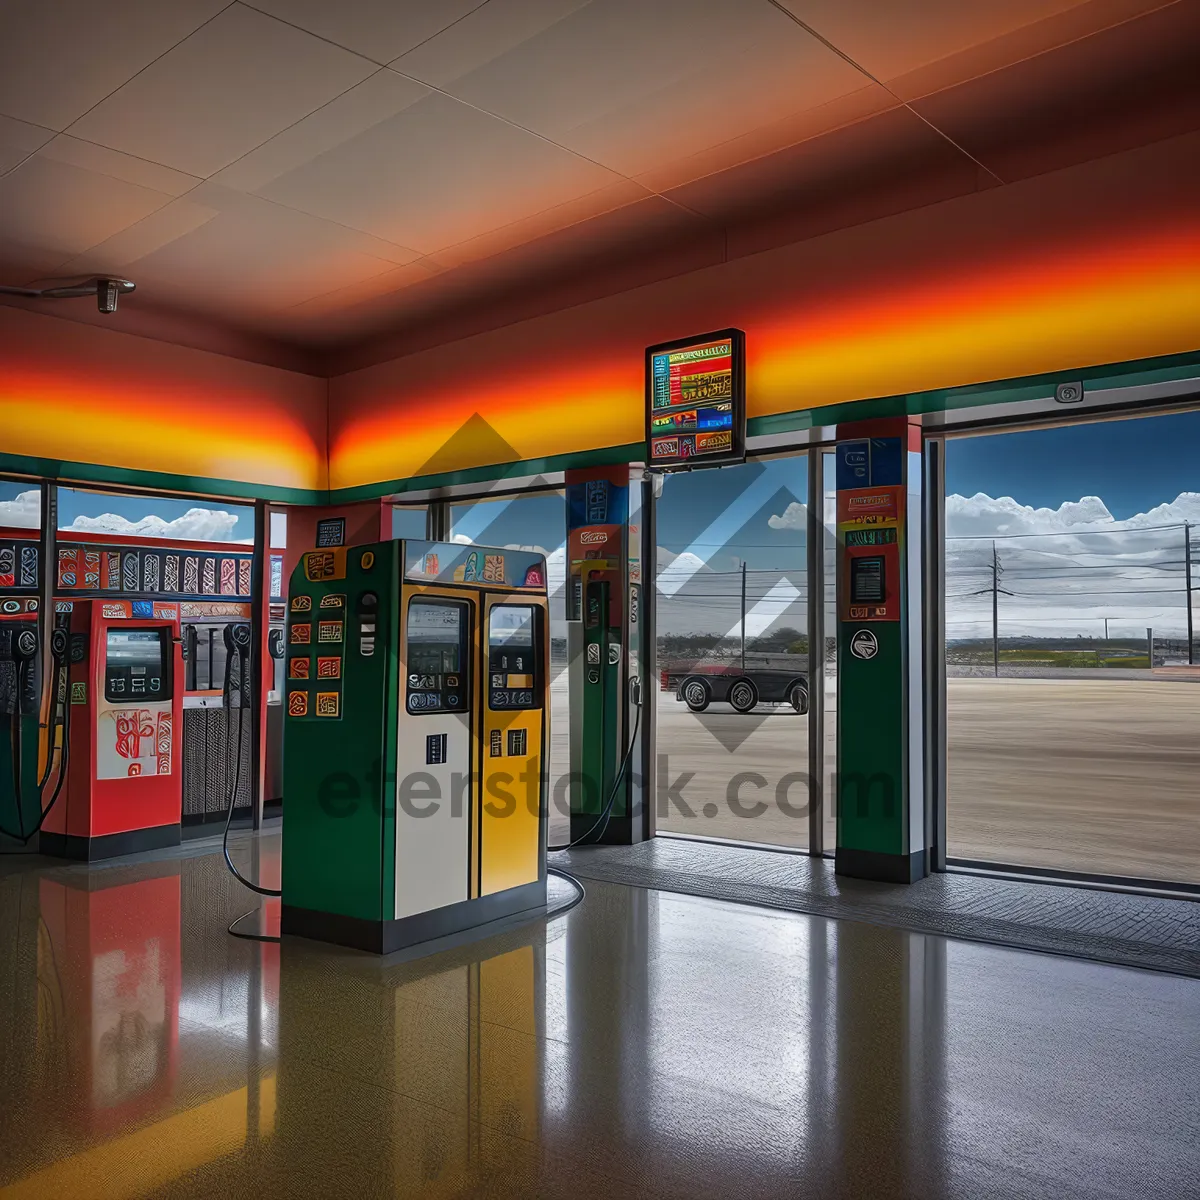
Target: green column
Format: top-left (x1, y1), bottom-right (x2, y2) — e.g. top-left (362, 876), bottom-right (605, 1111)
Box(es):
top-left (835, 427), bottom-right (928, 883)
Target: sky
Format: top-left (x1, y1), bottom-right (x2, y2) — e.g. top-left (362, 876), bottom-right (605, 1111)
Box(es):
top-left (0, 483), bottom-right (254, 541)
top-left (944, 412), bottom-right (1200, 518)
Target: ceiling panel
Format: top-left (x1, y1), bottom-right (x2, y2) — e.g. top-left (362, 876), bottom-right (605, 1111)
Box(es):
top-left (910, 0), bottom-right (1200, 183)
top-left (0, 0), bottom-right (228, 132)
top-left (779, 0), bottom-right (1147, 87)
top-left (68, 4), bottom-right (376, 178)
top-left (0, 114), bottom-right (54, 176)
top-left (431, 0), bottom-right (847, 148)
top-left (632, 83), bottom-right (895, 196)
top-left (57, 199), bottom-right (221, 277)
top-left (245, 0), bottom-right (488, 64)
top-left (558, 30), bottom-right (869, 180)
top-left (427, 178), bottom-right (654, 269)
top-left (0, 154), bottom-right (176, 271)
top-left (125, 198), bottom-right (405, 316)
top-left (211, 69), bottom-right (429, 193)
top-left (392, 0), bottom-right (592, 86)
top-left (256, 89), bottom-right (621, 254)
top-left (37, 136), bottom-right (202, 196)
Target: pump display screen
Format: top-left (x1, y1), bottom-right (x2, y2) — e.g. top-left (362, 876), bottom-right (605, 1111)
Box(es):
top-left (646, 330), bottom-right (745, 469)
top-left (405, 600), bottom-right (469, 714)
top-left (105, 629), bottom-right (170, 703)
top-left (845, 527), bottom-right (897, 547)
top-left (488, 606), bottom-right (540, 710)
top-left (849, 556), bottom-right (886, 605)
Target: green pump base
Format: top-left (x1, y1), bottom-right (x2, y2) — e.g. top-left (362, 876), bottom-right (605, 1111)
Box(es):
top-left (835, 847), bottom-right (927, 885)
top-left (281, 880), bottom-right (547, 956)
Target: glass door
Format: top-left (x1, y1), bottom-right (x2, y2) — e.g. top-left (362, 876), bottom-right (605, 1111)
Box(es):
top-left (654, 454), bottom-right (811, 848)
top-left (942, 409), bottom-right (1200, 885)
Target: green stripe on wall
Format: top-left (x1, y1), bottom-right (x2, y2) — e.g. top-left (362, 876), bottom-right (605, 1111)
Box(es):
top-left (0, 449), bottom-right (325, 505)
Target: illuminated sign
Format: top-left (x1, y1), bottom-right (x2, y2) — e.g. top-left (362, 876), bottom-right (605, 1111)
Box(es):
top-left (645, 328), bottom-right (746, 470)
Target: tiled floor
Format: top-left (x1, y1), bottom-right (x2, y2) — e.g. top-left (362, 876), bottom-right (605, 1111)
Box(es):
top-left (558, 836), bottom-right (1200, 977)
top-left (2, 831), bottom-right (1198, 1198)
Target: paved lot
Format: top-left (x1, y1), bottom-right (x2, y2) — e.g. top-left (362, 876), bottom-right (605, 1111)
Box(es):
top-left (550, 677), bottom-right (1200, 885)
top-left (945, 677), bottom-right (1200, 883)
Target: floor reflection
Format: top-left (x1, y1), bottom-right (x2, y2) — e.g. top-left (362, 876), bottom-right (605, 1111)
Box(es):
top-left (1, 836), bottom-right (1198, 1199)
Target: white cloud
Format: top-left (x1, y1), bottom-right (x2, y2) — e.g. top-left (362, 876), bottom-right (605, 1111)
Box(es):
top-left (1, 490), bottom-right (243, 541)
top-left (768, 501), bottom-right (806, 530)
top-left (946, 492), bottom-right (1197, 640)
top-left (0, 489), bottom-right (40, 527)
top-left (65, 508), bottom-right (242, 541)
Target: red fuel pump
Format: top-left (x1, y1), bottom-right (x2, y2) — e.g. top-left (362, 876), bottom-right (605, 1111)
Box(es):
top-left (40, 599), bottom-right (184, 860)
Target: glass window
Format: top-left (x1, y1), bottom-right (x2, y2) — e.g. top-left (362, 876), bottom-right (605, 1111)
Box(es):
top-left (943, 409), bottom-right (1200, 885)
top-left (656, 454), bottom-right (811, 848)
top-left (0, 480), bottom-right (41, 530)
top-left (392, 505), bottom-right (428, 540)
top-left (58, 487), bottom-right (252, 542)
top-left (405, 599), bottom-right (470, 715)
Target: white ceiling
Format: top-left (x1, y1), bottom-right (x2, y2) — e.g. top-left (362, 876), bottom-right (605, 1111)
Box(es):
top-left (0, 0), bottom-right (1178, 351)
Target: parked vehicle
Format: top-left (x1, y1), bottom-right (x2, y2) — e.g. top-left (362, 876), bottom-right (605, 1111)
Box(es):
top-left (675, 668), bottom-right (808, 714)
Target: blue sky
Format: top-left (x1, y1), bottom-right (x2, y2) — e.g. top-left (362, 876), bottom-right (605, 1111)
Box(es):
top-left (945, 410), bottom-right (1200, 517)
top-left (0, 482), bottom-right (253, 539)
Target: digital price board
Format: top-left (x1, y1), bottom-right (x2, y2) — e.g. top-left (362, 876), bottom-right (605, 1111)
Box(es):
top-left (845, 528), bottom-right (897, 546)
top-left (645, 328), bottom-right (746, 470)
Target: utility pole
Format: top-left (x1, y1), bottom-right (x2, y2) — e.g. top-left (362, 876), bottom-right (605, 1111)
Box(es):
top-left (991, 541), bottom-right (1000, 678)
top-left (1186, 523), bottom-right (1194, 666)
top-left (740, 559), bottom-right (747, 672)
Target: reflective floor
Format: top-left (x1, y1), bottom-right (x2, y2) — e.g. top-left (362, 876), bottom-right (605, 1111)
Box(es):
top-left (2, 833), bottom-right (1199, 1199)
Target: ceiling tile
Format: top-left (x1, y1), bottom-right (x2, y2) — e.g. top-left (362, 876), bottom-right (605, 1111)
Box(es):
top-left (285, 258), bottom-right (442, 314)
top-left (0, 236), bottom-right (80, 287)
top-left (0, 114), bottom-right (54, 176)
top-left (246, 0), bottom-right (487, 64)
top-left (127, 202), bottom-right (403, 316)
top-left (777, 0), bottom-right (1121, 86)
top-left (187, 182), bottom-right (424, 264)
top-left (557, 30), bottom-right (868, 180)
top-left (632, 84), bottom-right (895, 196)
top-left (427, 0), bottom-right (851, 147)
top-left (427, 178), bottom-right (653, 269)
top-left (0, 154), bottom-right (176, 264)
top-left (68, 4), bottom-right (376, 178)
top-left (37, 136), bottom-right (202, 196)
top-left (909, 1), bottom-right (1200, 184)
top-left (55, 199), bottom-right (221, 276)
top-left (392, 0), bottom-right (592, 86)
top-left (211, 69), bottom-right (429, 193)
top-left (257, 90), bottom-right (620, 254)
top-left (0, 1), bottom-right (228, 131)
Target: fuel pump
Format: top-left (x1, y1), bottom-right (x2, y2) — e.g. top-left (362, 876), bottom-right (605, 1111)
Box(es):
top-left (0, 618), bottom-right (71, 844)
top-left (219, 622), bottom-right (278, 898)
top-left (562, 469), bottom-right (649, 846)
top-left (40, 601), bottom-right (183, 860)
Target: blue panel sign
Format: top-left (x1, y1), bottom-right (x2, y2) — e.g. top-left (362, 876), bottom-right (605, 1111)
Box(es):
top-left (836, 438), bottom-right (902, 490)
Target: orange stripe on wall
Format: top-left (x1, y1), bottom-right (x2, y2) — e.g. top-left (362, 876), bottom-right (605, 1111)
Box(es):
top-left (0, 307), bottom-right (327, 493)
top-left (329, 211), bottom-right (1200, 490)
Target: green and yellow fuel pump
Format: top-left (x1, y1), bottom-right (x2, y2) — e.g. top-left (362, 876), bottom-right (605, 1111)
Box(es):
top-left (280, 539), bottom-right (550, 953)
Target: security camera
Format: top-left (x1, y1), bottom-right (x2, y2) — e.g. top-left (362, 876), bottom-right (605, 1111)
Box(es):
top-left (0, 275), bottom-right (135, 313)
